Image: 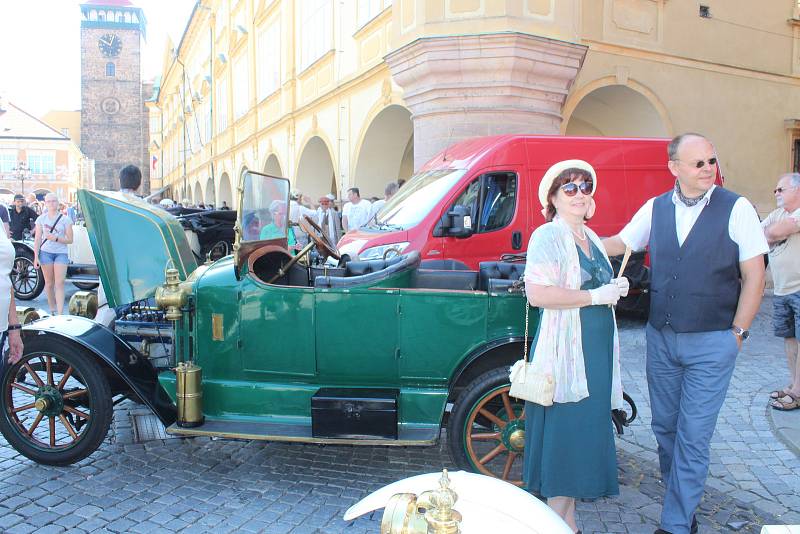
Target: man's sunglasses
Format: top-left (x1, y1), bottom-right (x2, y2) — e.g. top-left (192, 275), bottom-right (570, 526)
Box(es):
top-left (561, 182), bottom-right (593, 196)
top-left (677, 157), bottom-right (717, 169)
top-left (774, 186), bottom-right (798, 194)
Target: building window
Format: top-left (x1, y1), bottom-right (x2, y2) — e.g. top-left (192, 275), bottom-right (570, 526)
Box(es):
top-left (106, 62), bottom-right (115, 77)
top-left (233, 54), bottom-right (250, 120)
top-left (216, 78), bottom-right (229, 132)
top-left (61, 128), bottom-right (70, 137)
top-left (257, 19), bottom-right (280, 100)
top-left (301, 0), bottom-right (333, 71)
top-left (358, 0), bottom-right (392, 27)
top-left (0, 151), bottom-right (16, 173)
top-left (28, 153), bottom-right (56, 176)
top-left (794, 139), bottom-right (800, 173)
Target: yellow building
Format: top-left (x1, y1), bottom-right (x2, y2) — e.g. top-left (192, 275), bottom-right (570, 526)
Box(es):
top-left (149, 0), bottom-right (800, 213)
top-left (0, 100), bottom-right (91, 202)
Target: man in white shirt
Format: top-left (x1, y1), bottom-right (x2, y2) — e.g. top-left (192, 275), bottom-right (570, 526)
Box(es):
top-left (762, 173), bottom-right (800, 411)
top-left (604, 133), bottom-right (768, 534)
top-left (342, 187), bottom-right (371, 232)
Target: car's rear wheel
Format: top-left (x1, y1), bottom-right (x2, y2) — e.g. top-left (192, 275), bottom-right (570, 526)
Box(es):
top-left (447, 368), bottom-right (525, 486)
top-left (0, 338), bottom-right (112, 466)
top-left (12, 249), bottom-right (44, 301)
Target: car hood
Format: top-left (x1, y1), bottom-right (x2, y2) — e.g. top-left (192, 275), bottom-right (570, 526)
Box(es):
top-left (79, 190), bottom-right (198, 307)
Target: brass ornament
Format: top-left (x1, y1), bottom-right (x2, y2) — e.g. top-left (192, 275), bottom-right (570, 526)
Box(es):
top-left (380, 470), bottom-right (462, 534)
top-left (155, 266), bottom-right (186, 321)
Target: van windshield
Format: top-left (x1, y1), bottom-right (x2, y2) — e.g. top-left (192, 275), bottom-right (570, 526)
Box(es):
top-left (373, 169), bottom-right (466, 230)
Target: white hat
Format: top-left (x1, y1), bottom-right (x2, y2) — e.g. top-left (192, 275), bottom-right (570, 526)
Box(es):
top-left (325, 193), bottom-right (335, 201)
top-left (538, 159), bottom-right (597, 208)
top-left (159, 198), bottom-right (175, 207)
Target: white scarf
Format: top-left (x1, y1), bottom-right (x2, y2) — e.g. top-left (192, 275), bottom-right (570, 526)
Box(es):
top-left (523, 216), bottom-right (623, 408)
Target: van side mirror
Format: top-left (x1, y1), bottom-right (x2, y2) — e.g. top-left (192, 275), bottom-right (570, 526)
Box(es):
top-left (446, 205), bottom-right (473, 238)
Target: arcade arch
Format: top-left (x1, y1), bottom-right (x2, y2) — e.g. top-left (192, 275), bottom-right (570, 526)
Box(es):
top-left (353, 105), bottom-right (413, 200)
top-left (219, 172), bottom-right (233, 209)
top-left (263, 154), bottom-right (283, 177)
top-left (295, 136), bottom-right (336, 201)
top-left (205, 177), bottom-right (215, 206)
top-left (564, 84), bottom-right (669, 138)
top-left (193, 182), bottom-right (203, 205)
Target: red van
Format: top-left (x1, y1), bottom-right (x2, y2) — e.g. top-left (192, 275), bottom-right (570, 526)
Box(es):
top-left (339, 135), bottom-right (676, 267)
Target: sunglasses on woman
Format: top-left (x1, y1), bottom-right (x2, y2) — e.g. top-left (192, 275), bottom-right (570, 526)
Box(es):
top-left (561, 181), bottom-right (593, 196)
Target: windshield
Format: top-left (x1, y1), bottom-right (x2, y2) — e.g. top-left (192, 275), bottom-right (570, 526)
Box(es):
top-left (240, 171), bottom-right (290, 243)
top-left (374, 169), bottom-right (466, 230)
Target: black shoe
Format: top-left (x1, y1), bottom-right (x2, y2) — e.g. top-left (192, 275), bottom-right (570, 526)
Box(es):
top-left (654, 517), bottom-right (698, 534)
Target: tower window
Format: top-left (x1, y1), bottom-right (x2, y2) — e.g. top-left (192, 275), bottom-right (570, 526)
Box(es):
top-left (106, 62), bottom-right (115, 77)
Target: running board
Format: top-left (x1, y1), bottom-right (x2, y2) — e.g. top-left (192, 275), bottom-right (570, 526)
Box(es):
top-left (165, 419), bottom-right (439, 446)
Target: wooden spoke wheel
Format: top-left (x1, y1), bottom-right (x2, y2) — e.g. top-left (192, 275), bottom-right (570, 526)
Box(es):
top-left (448, 368), bottom-right (526, 486)
top-left (0, 338), bottom-right (112, 466)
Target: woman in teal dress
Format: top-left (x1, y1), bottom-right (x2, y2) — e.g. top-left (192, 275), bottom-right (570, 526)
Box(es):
top-left (521, 160), bottom-right (628, 533)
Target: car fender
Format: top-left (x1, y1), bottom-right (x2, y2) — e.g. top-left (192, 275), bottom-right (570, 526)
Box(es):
top-left (12, 240), bottom-right (35, 256)
top-left (21, 315), bottom-right (176, 426)
top-left (448, 337), bottom-right (524, 399)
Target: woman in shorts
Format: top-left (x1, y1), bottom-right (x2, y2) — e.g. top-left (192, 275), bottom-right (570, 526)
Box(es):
top-left (34, 193), bottom-right (73, 315)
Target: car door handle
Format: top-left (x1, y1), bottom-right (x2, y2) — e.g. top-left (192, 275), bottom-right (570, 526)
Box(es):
top-left (512, 231), bottom-right (522, 250)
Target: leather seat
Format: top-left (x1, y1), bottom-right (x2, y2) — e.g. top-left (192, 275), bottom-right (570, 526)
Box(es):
top-left (478, 261), bottom-right (526, 292)
top-left (315, 252), bottom-right (421, 288)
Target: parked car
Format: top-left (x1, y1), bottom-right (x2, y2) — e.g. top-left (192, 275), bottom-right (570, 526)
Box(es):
top-left (338, 135), bottom-right (723, 316)
top-left (0, 171), bottom-right (635, 484)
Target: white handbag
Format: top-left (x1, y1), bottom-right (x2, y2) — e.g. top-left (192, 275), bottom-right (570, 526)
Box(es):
top-left (509, 301), bottom-right (555, 406)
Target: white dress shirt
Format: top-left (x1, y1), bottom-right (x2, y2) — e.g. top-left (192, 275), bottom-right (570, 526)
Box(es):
top-left (619, 185), bottom-right (768, 261)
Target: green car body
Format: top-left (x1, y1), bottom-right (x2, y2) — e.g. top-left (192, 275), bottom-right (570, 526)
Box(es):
top-left (1, 171), bottom-right (534, 482)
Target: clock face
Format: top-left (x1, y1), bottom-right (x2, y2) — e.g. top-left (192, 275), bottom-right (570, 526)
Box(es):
top-left (98, 33), bottom-right (122, 57)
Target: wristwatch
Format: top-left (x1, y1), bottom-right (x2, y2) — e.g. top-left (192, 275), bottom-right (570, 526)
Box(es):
top-left (732, 326), bottom-right (750, 340)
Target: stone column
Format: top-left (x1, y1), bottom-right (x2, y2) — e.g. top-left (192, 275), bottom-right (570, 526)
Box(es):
top-left (385, 33), bottom-right (587, 169)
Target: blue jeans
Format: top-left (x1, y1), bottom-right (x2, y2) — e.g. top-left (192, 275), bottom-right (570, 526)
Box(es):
top-left (39, 251), bottom-right (69, 265)
top-left (646, 324), bottom-right (739, 534)
top-left (773, 291), bottom-right (800, 338)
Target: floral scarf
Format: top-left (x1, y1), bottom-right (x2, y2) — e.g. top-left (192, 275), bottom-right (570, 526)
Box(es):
top-left (523, 216), bottom-right (623, 408)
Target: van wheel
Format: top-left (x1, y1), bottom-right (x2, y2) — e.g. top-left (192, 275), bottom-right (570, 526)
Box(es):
top-left (0, 338), bottom-right (112, 466)
top-left (447, 368), bottom-right (525, 486)
top-left (12, 249), bottom-right (44, 301)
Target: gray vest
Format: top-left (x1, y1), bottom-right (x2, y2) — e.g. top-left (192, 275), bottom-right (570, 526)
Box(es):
top-left (648, 187), bottom-right (741, 333)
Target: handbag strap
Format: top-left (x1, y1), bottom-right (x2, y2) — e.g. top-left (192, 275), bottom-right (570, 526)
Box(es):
top-left (523, 299), bottom-right (530, 363)
top-left (38, 213), bottom-right (64, 254)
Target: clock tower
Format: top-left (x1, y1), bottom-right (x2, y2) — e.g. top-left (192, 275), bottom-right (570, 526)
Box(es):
top-left (80, 0), bottom-right (147, 191)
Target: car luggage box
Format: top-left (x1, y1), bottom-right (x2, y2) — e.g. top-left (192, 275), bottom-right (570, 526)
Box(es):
top-left (311, 388), bottom-right (398, 440)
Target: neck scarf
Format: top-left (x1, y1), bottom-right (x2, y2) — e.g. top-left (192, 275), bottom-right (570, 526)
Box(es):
top-left (674, 180), bottom-right (706, 207)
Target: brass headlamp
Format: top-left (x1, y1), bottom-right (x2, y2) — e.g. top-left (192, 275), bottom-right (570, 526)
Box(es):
top-left (154, 266), bottom-right (187, 321)
top-left (382, 470), bottom-right (462, 534)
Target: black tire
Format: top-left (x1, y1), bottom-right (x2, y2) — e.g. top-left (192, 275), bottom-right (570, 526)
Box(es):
top-left (447, 367), bottom-right (526, 485)
top-left (12, 248), bottom-right (44, 301)
top-left (72, 282), bottom-right (99, 290)
top-left (0, 338), bottom-right (113, 466)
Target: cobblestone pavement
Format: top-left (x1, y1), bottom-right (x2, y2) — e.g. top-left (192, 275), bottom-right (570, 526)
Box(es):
top-left (0, 295), bottom-right (797, 533)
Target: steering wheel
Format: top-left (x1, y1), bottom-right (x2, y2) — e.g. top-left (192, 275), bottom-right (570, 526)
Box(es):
top-left (300, 215), bottom-right (340, 260)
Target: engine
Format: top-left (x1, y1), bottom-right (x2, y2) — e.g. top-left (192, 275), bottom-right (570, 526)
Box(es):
top-left (114, 300), bottom-right (174, 369)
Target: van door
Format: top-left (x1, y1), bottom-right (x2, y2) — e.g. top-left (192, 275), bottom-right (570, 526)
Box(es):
top-left (441, 169), bottom-right (524, 268)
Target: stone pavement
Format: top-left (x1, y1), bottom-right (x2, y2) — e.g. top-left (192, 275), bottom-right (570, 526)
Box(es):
top-left (0, 297), bottom-right (797, 533)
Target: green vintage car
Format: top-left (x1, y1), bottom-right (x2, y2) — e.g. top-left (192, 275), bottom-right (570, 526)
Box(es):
top-left (0, 171), bottom-right (533, 484)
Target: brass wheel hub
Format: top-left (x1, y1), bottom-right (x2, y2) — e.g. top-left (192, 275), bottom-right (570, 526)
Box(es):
top-left (35, 386), bottom-right (64, 417)
top-left (501, 419), bottom-right (526, 453)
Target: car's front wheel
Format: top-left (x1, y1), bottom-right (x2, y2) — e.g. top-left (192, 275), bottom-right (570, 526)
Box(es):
top-left (447, 368), bottom-right (526, 486)
top-left (0, 338), bottom-right (113, 466)
top-left (12, 248), bottom-right (44, 300)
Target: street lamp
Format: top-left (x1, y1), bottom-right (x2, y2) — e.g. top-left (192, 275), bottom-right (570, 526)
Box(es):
top-left (11, 161), bottom-right (31, 194)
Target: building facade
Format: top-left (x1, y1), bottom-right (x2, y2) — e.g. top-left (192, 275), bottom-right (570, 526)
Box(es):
top-left (149, 0), bottom-right (800, 214)
top-left (80, 0), bottom-right (150, 192)
top-left (0, 100), bottom-right (90, 201)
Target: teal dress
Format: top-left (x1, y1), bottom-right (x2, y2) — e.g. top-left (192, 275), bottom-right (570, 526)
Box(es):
top-left (522, 241), bottom-right (619, 499)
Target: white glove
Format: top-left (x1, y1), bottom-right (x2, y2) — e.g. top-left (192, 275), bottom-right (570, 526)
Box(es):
top-left (589, 283), bottom-right (621, 306)
top-left (611, 277), bottom-right (630, 297)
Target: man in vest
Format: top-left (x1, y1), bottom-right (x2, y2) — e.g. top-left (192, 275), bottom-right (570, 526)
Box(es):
top-left (604, 133), bottom-right (768, 534)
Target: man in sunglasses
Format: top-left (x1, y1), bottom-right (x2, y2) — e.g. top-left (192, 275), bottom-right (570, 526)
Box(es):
top-left (604, 133), bottom-right (768, 534)
top-left (762, 173), bottom-right (800, 412)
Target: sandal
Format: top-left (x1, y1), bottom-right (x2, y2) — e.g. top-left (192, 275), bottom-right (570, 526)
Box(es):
top-left (770, 393), bottom-right (800, 411)
top-left (771, 388), bottom-right (792, 400)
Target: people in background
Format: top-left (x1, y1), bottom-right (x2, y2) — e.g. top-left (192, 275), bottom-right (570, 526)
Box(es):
top-left (34, 193), bottom-right (74, 316)
top-left (8, 194), bottom-right (37, 240)
top-left (370, 182), bottom-right (398, 224)
top-left (342, 187), bottom-right (371, 232)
